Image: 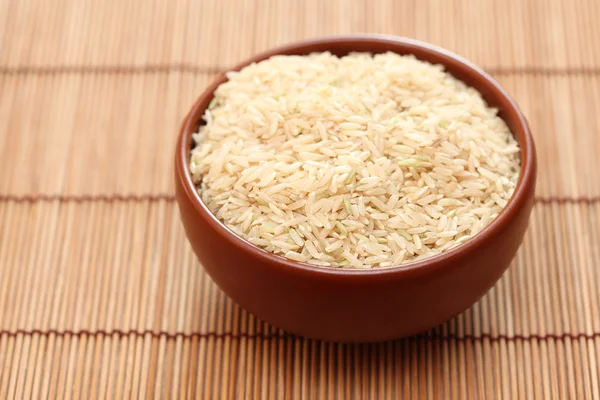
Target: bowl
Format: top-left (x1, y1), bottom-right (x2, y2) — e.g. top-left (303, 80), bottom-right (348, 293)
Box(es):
top-left (174, 35), bottom-right (537, 342)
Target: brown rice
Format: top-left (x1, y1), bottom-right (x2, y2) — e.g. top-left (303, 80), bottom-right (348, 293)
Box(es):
top-left (190, 52), bottom-right (521, 268)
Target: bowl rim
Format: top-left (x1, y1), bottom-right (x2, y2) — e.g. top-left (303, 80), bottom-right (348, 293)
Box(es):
top-left (175, 34), bottom-right (536, 277)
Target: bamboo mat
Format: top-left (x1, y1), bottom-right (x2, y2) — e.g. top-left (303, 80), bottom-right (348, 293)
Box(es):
top-left (1, 0), bottom-right (600, 398)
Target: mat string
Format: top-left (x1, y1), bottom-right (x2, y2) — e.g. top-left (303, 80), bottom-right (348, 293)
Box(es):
top-left (0, 194), bottom-right (599, 204)
top-left (1, 65), bottom-right (599, 76)
top-left (1, 329), bottom-right (598, 342)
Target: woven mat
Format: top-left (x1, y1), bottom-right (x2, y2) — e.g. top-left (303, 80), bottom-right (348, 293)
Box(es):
top-left (1, 0), bottom-right (600, 398)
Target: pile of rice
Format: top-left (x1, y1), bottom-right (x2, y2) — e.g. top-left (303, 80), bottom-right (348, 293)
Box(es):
top-left (190, 52), bottom-right (521, 268)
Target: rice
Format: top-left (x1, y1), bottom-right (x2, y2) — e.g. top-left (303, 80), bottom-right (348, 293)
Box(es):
top-left (189, 52), bottom-right (521, 268)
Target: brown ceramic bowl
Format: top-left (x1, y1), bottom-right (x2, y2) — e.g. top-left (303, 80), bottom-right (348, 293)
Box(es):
top-left (175, 35), bottom-right (537, 342)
